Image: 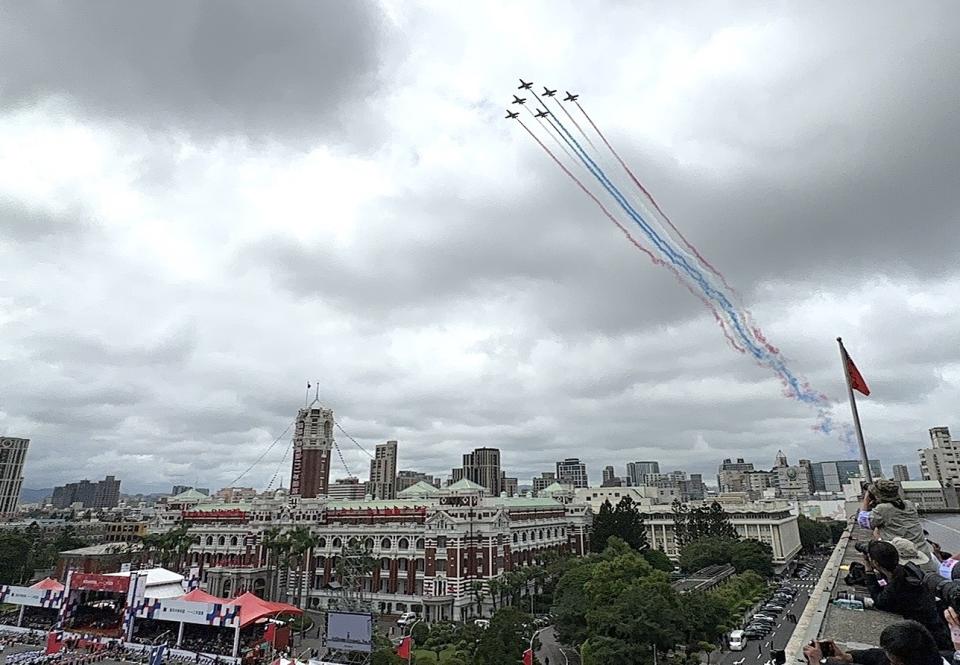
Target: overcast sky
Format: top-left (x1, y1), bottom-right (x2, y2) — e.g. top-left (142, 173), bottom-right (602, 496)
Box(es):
top-left (2, 1), bottom-right (959, 493)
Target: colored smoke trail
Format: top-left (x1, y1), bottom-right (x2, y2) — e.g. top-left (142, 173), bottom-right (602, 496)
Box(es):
top-left (517, 118), bottom-right (747, 355)
top-left (536, 99), bottom-right (830, 416)
top-left (574, 100), bottom-right (786, 360)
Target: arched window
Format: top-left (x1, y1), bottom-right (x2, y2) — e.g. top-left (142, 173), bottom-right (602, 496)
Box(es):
top-left (324, 420), bottom-right (332, 439)
top-left (230, 536), bottom-right (238, 546)
top-left (512, 533), bottom-right (518, 543)
top-left (364, 538), bottom-right (375, 551)
top-left (218, 536), bottom-right (226, 546)
top-left (538, 529), bottom-right (543, 540)
top-left (522, 533), bottom-right (527, 542)
top-left (318, 538), bottom-right (327, 548)
top-left (205, 536), bottom-right (213, 546)
top-left (415, 538), bottom-right (425, 549)
top-left (332, 537), bottom-right (342, 548)
top-left (381, 538), bottom-right (391, 550)
top-left (398, 538), bottom-right (409, 550)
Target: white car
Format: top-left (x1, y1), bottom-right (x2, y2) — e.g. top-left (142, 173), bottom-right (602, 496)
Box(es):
top-left (729, 630), bottom-right (746, 651)
top-left (474, 619), bottom-right (490, 629)
top-left (397, 612), bottom-right (418, 627)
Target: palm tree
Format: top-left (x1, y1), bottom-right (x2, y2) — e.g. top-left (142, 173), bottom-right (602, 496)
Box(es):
top-left (261, 528), bottom-right (288, 601)
top-left (285, 527), bottom-right (317, 608)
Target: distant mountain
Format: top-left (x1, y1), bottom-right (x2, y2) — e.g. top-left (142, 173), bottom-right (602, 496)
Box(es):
top-left (19, 488), bottom-right (53, 504)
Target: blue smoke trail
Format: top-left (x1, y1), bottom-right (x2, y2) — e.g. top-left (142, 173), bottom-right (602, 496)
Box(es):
top-left (541, 109), bottom-right (828, 409)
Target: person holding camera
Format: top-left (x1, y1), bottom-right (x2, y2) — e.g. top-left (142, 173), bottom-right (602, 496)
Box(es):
top-left (803, 620), bottom-right (949, 665)
top-left (860, 539), bottom-right (952, 650)
top-left (859, 481), bottom-right (936, 568)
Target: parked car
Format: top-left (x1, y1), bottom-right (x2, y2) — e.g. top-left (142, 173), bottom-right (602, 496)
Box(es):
top-left (474, 619), bottom-right (490, 629)
top-left (397, 612), bottom-right (418, 627)
top-left (764, 604), bottom-right (785, 612)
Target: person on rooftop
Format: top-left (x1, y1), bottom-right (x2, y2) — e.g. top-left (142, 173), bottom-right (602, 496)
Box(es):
top-left (804, 620), bottom-right (950, 665)
top-left (858, 480), bottom-right (936, 570)
top-left (862, 539), bottom-right (952, 650)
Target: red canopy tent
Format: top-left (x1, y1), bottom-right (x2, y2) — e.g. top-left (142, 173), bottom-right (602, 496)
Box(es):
top-left (179, 588), bottom-right (226, 604)
top-left (227, 592), bottom-right (301, 628)
top-left (30, 578), bottom-right (65, 591)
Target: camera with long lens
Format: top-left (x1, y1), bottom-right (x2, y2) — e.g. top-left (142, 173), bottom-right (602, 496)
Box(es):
top-left (923, 571), bottom-right (960, 609)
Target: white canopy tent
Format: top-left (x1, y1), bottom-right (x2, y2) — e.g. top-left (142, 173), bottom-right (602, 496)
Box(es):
top-left (104, 567), bottom-right (185, 599)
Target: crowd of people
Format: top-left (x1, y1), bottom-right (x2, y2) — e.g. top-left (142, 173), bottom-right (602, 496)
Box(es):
top-left (804, 479), bottom-right (960, 665)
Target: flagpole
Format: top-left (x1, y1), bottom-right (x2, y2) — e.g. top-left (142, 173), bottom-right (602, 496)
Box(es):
top-left (837, 337), bottom-right (873, 484)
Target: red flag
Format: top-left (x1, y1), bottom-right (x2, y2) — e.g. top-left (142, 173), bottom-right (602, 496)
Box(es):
top-left (46, 631), bottom-right (63, 655)
top-left (843, 346), bottom-right (870, 396)
top-left (396, 636), bottom-right (412, 659)
top-left (523, 648), bottom-right (534, 665)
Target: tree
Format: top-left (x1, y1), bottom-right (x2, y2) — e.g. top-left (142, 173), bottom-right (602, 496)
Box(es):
top-left (591, 500), bottom-right (616, 553)
top-left (642, 548), bottom-right (674, 572)
top-left (672, 501), bottom-right (738, 548)
top-left (798, 515), bottom-right (832, 553)
top-left (678, 538), bottom-right (774, 577)
top-left (0, 532), bottom-right (33, 584)
top-left (592, 497), bottom-right (647, 553)
top-left (730, 539), bottom-right (774, 577)
top-left (411, 620), bottom-right (430, 646)
top-left (286, 527), bottom-right (317, 607)
top-left (474, 606), bottom-right (530, 665)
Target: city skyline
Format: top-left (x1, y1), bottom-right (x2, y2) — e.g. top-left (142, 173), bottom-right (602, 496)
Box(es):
top-left (1, 3), bottom-right (958, 491)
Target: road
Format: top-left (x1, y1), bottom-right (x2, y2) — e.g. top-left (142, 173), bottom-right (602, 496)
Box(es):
top-left (536, 626), bottom-right (580, 665)
top-left (713, 554), bottom-right (829, 665)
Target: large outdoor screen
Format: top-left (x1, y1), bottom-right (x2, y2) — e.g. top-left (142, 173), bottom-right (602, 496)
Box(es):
top-left (325, 611), bottom-right (373, 653)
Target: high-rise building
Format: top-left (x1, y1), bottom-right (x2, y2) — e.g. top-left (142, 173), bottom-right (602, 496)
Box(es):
top-left (51, 475), bottom-right (120, 509)
top-left (290, 400), bottom-right (334, 498)
top-left (920, 427), bottom-right (960, 485)
top-left (503, 477), bottom-right (518, 497)
top-left (775, 459), bottom-right (814, 499)
top-left (679, 473), bottom-right (706, 501)
top-left (626, 461), bottom-right (660, 486)
top-left (556, 458), bottom-right (588, 488)
top-left (744, 470), bottom-right (775, 494)
top-left (0, 437), bottom-right (29, 517)
top-left (893, 465), bottom-right (911, 482)
top-left (368, 440), bottom-right (398, 499)
top-left (809, 460), bottom-right (884, 493)
top-left (602, 466), bottom-right (615, 485)
top-left (532, 472), bottom-right (556, 496)
top-left (717, 458), bottom-right (755, 493)
top-left (328, 477), bottom-right (366, 500)
top-left (452, 447), bottom-right (502, 496)
top-left (396, 470), bottom-right (440, 493)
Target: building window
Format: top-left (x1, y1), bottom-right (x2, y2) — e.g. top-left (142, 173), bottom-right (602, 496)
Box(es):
top-left (437, 536), bottom-right (447, 548)
top-left (230, 536), bottom-right (238, 546)
top-left (381, 538), bottom-right (392, 550)
top-left (205, 536), bottom-right (213, 546)
top-left (365, 538), bottom-right (375, 551)
top-left (416, 559), bottom-right (424, 572)
top-left (415, 538), bottom-right (425, 549)
top-left (398, 538), bottom-right (409, 550)
top-left (318, 538), bottom-right (326, 548)
top-left (218, 536), bottom-right (226, 546)
top-left (333, 538), bottom-right (342, 548)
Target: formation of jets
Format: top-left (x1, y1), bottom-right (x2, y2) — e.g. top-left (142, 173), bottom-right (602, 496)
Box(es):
top-left (505, 79), bottom-right (578, 119)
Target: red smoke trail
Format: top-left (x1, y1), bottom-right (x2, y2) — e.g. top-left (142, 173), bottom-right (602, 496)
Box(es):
top-left (574, 101), bottom-right (778, 358)
top-left (517, 119), bottom-right (746, 354)
top-left (574, 102), bottom-right (732, 287)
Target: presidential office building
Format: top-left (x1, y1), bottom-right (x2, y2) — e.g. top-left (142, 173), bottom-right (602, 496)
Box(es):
top-left (171, 479), bottom-right (591, 622)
